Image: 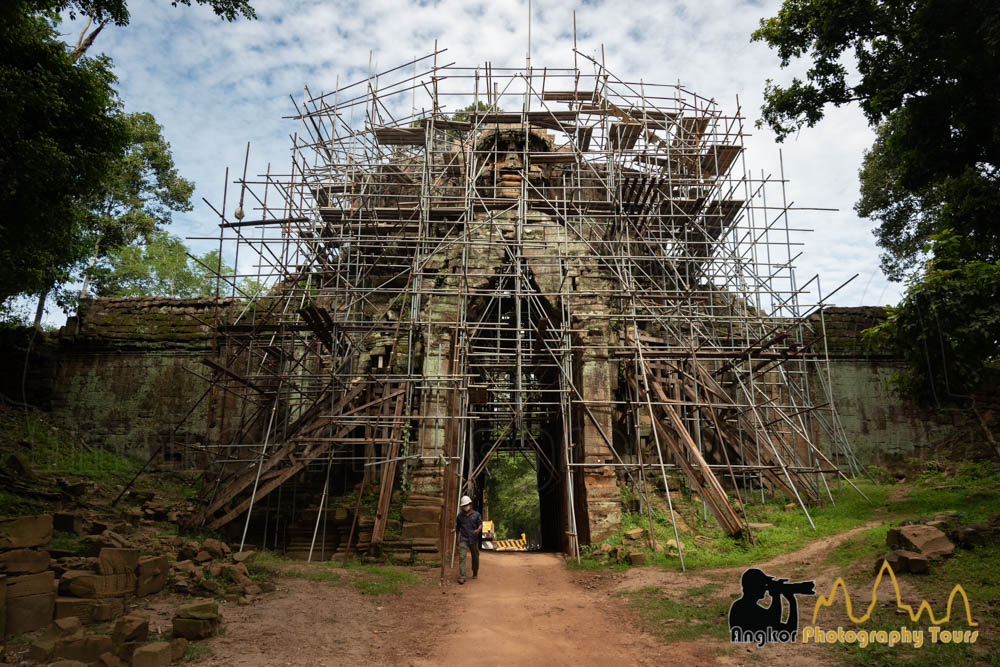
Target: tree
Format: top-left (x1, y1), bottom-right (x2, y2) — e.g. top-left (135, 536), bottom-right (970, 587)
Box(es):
top-left (89, 229), bottom-right (261, 299)
top-left (58, 0), bottom-right (257, 63)
top-left (0, 2), bottom-right (128, 305)
top-left (78, 111), bottom-right (195, 297)
top-left (754, 0), bottom-right (1000, 401)
top-left (0, 0), bottom-right (255, 324)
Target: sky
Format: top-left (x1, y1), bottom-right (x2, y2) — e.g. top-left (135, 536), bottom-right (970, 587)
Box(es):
top-left (46, 0), bottom-right (903, 324)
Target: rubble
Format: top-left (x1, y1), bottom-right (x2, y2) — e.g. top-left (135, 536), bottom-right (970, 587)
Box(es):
top-left (886, 524), bottom-right (955, 560)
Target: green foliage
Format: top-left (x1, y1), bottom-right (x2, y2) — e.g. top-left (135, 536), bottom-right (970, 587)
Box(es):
top-left (0, 3), bottom-right (128, 302)
top-left (863, 235), bottom-right (1000, 402)
top-left (483, 451), bottom-right (541, 541)
top-left (452, 100), bottom-right (492, 123)
top-left (90, 229), bottom-right (257, 298)
top-left (753, 0), bottom-right (1000, 186)
top-left (755, 0), bottom-right (1000, 400)
top-left (56, 0), bottom-right (256, 26)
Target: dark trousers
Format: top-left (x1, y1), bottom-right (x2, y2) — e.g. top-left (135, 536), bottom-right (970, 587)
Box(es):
top-left (458, 540), bottom-right (479, 579)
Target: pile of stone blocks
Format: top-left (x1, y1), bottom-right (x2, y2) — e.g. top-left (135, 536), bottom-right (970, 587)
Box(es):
top-left (1, 513), bottom-right (56, 636)
top-left (1, 512), bottom-right (173, 639)
top-left (27, 612), bottom-right (190, 666)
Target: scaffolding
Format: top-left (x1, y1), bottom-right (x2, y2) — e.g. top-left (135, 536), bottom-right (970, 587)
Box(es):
top-left (186, 46), bottom-right (864, 564)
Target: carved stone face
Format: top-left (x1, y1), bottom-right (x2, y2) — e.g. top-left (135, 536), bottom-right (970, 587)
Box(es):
top-left (476, 128), bottom-right (551, 199)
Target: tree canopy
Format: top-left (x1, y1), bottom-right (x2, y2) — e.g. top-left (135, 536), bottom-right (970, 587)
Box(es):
top-left (90, 229), bottom-right (227, 298)
top-left (0, 2), bottom-right (128, 303)
top-left (755, 0), bottom-right (1000, 402)
top-left (0, 0), bottom-right (255, 323)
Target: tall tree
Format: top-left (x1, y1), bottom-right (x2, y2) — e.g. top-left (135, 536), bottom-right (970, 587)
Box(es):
top-left (0, 0), bottom-right (255, 325)
top-left (754, 0), bottom-right (1000, 402)
top-left (90, 229), bottom-right (232, 298)
top-left (0, 1), bottom-right (127, 307)
top-left (77, 111), bottom-right (195, 297)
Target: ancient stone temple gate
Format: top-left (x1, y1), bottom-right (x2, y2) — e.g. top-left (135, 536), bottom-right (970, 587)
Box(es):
top-left (188, 48), bottom-right (859, 563)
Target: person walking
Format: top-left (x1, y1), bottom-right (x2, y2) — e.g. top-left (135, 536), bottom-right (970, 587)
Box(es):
top-left (455, 495), bottom-right (482, 584)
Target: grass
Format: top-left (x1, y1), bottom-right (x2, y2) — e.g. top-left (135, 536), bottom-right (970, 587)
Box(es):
top-left (618, 583), bottom-right (731, 642)
top-left (49, 531), bottom-right (90, 555)
top-left (250, 554), bottom-right (421, 596)
top-left (342, 560), bottom-right (421, 595)
top-left (590, 462), bottom-right (1000, 663)
top-left (576, 461), bottom-right (1000, 573)
top-left (181, 643), bottom-right (212, 662)
top-left (0, 488), bottom-right (45, 516)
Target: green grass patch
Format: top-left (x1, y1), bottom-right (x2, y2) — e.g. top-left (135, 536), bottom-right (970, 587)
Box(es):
top-left (576, 462), bottom-right (1000, 574)
top-left (181, 642), bottom-right (212, 662)
top-left (50, 531), bottom-right (89, 555)
top-left (0, 488), bottom-right (45, 516)
top-left (618, 584), bottom-right (731, 642)
top-left (285, 567), bottom-right (342, 584)
top-left (341, 560), bottom-right (420, 595)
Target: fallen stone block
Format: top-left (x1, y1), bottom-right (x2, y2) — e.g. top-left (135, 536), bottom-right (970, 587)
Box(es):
top-left (112, 613), bottom-right (149, 644)
top-left (0, 513), bottom-right (53, 549)
top-left (0, 547), bottom-right (51, 574)
top-left (170, 637), bottom-right (189, 660)
top-left (97, 547), bottom-right (139, 575)
top-left (28, 616), bottom-right (84, 662)
top-left (60, 570), bottom-right (136, 598)
top-left (97, 652), bottom-right (122, 666)
top-left (886, 524), bottom-right (955, 560)
top-left (48, 661), bottom-right (87, 667)
top-left (131, 641), bottom-right (173, 667)
top-left (53, 512), bottom-right (84, 535)
top-left (52, 634), bottom-right (113, 663)
top-left (202, 538), bottom-right (230, 560)
top-left (7, 570), bottom-right (55, 597)
top-left (623, 528), bottom-right (644, 540)
top-left (136, 555), bottom-right (169, 597)
top-left (194, 550), bottom-right (213, 563)
top-left (897, 550), bottom-right (929, 574)
top-left (232, 550), bottom-right (256, 564)
top-left (7, 589), bottom-right (55, 634)
top-left (626, 551), bottom-right (646, 565)
top-left (172, 617), bottom-right (218, 640)
top-left (175, 598), bottom-right (220, 620)
top-left (950, 524), bottom-right (993, 549)
top-left (55, 596), bottom-right (123, 623)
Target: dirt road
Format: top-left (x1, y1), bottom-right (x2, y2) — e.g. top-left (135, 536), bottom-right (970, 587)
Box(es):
top-left (183, 551), bottom-right (714, 666)
top-left (413, 552), bottom-right (699, 666)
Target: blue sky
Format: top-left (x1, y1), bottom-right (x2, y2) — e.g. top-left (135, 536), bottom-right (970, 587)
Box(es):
top-left (44, 0), bottom-right (903, 323)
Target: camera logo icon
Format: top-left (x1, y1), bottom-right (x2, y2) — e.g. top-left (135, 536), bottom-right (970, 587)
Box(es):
top-left (729, 567), bottom-right (817, 646)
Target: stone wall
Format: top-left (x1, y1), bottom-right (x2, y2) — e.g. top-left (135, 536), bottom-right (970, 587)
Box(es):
top-left (1, 297), bottom-right (239, 463)
top-left (808, 307), bottom-right (993, 465)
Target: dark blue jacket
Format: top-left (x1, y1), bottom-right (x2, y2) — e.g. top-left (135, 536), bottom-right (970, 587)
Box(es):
top-left (455, 509), bottom-right (482, 544)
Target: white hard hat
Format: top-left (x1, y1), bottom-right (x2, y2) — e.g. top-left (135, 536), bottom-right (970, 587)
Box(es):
top-left (460, 495), bottom-right (473, 507)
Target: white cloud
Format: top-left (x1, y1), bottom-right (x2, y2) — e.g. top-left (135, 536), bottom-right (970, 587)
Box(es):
top-left (45, 0), bottom-right (902, 325)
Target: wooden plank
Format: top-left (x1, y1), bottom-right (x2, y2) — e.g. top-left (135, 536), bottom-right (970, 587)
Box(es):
top-left (201, 358), bottom-right (268, 394)
top-left (370, 392), bottom-right (406, 547)
top-left (373, 127), bottom-right (425, 145)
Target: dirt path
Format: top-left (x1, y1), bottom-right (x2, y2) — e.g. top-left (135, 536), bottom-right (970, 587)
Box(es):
top-left (183, 526), bottom-right (887, 665)
top-left (412, 552), bottom-right (708, 666)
